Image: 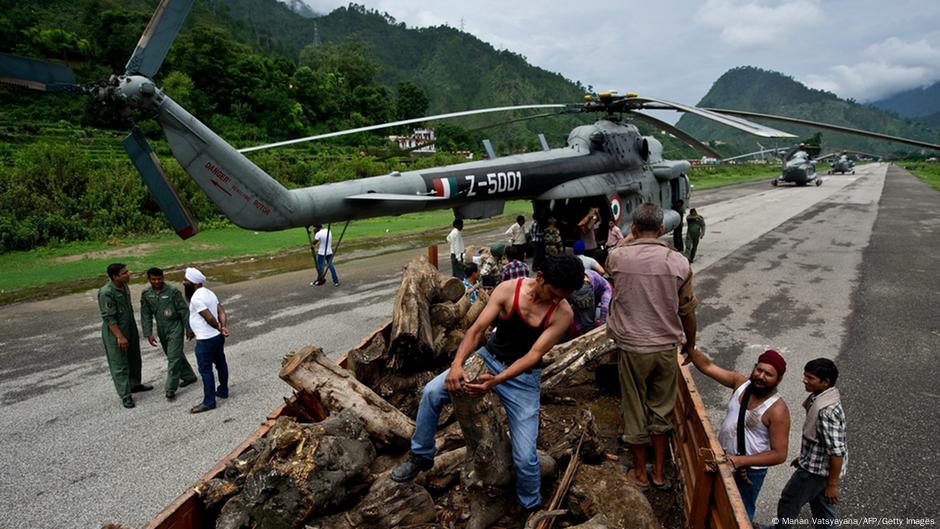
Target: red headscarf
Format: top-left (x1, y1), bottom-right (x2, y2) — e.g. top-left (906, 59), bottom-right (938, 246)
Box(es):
top-left (758, 349), bottom-right (787, 377)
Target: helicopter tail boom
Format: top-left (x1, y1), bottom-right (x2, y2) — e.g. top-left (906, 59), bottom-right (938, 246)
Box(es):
top-left (156, 95), bottom-right (299, 231)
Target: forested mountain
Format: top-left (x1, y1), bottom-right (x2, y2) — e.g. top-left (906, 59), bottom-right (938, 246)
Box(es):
top-left (676, 66), bottom-right (940, 158)
top-left (870, 81), bottom-right (940, 119)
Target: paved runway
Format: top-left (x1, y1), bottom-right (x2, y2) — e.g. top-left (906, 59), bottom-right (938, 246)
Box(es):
top-left (0, 163), bottom-right (936, 528)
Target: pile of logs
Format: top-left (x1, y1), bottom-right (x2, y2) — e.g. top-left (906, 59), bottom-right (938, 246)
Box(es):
top-left (195, 257), bottom-right (661, 529)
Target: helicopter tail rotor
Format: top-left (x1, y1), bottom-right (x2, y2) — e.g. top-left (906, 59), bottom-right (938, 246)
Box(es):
top-left (123, 125), bottom-right (199, 239)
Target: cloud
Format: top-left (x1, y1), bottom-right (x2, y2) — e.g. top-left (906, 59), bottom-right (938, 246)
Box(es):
top-left (804, 37), bottom-right (940, 101)
top-left (696, 0), bottom-right (823, 49)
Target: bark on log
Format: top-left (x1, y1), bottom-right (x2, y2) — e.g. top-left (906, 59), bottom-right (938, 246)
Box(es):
top-left (566, 514), bottom-right (614, 529)
top-left (540, 326), bottom-right (616, 390)
top-left (567, 461), bottom-right (661, 529)
top-left (416, 446), bottom-right (467, 492)
top-left (305, 478), bottom-right (438, 529)
top-left (214, 413), bottom-right (376, 529)
top-left (460, 289), bottom-right (490, 329)
top-left (389, 257), bottom-right (465, 369)
top-left (279, 346), bottom-right (415, 445)
top-left (452, 354), bottom-right (514, 529)
top-left (545, 409), bottom-right (606, 465)
top-left (430, 291), bottom-right (472, 327)
top-left (194, 478), bottom-right (239, 512)
top-left (346, 331), bottom-right (387, 388)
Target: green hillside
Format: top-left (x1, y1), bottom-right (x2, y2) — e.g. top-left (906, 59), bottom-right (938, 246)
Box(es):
top-left (871, 81), bottom-right (940, 119)
top-left (676, 66), bottom-right (940, 159)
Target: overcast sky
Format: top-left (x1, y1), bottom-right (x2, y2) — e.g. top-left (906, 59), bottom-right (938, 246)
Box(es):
top-left (298, 0), bottom-right (940, 115)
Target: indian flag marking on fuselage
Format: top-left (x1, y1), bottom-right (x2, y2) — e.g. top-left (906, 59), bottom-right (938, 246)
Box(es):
top-left (433, 176), bottom-right (459, 198)
top-left (610, 193), bottom-right (623, 223)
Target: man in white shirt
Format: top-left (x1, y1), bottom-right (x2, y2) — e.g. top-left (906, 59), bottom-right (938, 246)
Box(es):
top-left (183, 267), bottom-right (230, 414)
top-left (506, 215), bottom-right (527, 260)
top-left (446, 219), bottom-right (465, 279)
top-left (311, 224), bottom-right (340, 286)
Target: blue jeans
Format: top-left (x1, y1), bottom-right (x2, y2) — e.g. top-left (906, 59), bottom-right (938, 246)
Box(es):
top-left (734, 466), bottom-right (768, 521)
top-left (194, 334), bottom-right (228, 407)
top-left (410, 347), bottom-right (542, 509)
top-left (316, 254), bottom-right (339, 284)
top-left (776, 468), bottom-right (837, 528)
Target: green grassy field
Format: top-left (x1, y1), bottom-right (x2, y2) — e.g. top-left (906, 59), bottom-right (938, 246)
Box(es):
top-left (687, 162), bottom-right (779, 189)
top-left (0, 164), bottom-right (781, 303)
top-left (903, 161), bottom-right (940, 191)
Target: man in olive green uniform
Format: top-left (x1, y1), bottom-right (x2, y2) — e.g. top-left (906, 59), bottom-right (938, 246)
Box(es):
top-left (141, 267), bottom-right (198, 400)
top-left (684, 208), bottom-right (706, 264)
top-left (98, 263), bottom-right (152, 409)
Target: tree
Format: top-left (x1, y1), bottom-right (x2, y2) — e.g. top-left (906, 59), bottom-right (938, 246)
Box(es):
top-left (396, 81), bottom-right (429, 121)
top-left (299, 35), bottom-right (379, 90)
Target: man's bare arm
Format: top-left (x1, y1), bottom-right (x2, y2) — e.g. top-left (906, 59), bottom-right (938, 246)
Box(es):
top-left (688, 348), bottom-right (746, 389)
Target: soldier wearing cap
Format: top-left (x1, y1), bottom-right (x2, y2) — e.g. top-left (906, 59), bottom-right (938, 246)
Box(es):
top-left (98, 263), bottom-right (152, 409)
top-left (140, 267), bottom-right (198, 400)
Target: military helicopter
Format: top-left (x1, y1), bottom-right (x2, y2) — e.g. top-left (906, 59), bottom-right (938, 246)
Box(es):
top-left (2, 0), bottom-right (939, 244)
top-left (770, 144), bottom-right (825, 187)
top-left (828, 153), bottom-right (856, 175)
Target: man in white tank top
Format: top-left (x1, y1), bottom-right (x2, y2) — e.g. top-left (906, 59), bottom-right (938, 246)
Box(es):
top-left (687, 348), bottom-right (791, 522)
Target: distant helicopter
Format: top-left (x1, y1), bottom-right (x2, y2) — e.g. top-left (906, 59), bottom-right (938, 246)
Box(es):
top-left (2, 0), bottom-right (939, 244)
top-left (772, 144), bottom-right (824, 187)
top-left (828, 153), bottom-right (856, 175)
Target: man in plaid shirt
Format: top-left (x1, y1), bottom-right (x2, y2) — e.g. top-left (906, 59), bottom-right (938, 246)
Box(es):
top-left (776, 358), bottom-right (846, 528)
top-left (499, 245), bottom-right (530, 282)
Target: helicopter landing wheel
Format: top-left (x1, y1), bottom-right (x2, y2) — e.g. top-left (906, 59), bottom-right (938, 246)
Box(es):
top-left (852, 170), bottom-right (855, 175)
top-left (771, 179), bottom-right (778, 187)
top-left (815, 179), bottom-right (822, 186)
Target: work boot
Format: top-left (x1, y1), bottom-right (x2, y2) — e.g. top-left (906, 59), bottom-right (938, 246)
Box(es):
top-left (390, 454), bottom-right (433, 482)
top-left (190, 403), bottom-right (216, 414)
top-left (165, 390), bottom-right (176, 400)
top-left (122, 396), bottom-right (135, 409)
top-left (131, 383), bottom-right (154, 393)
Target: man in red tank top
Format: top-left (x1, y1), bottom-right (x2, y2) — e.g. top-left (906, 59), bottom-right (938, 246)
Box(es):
top-left (391, 255), bottom-right (584, 514)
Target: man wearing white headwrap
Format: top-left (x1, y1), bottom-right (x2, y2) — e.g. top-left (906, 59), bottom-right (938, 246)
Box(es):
top-left (183, 267), bottom-right (230, 414)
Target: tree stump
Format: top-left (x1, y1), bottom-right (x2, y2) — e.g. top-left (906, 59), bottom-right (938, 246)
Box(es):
top-left (279, 346), bottom-right (415, 446)
top-left (452, 354), bottom-right (515, 529)
top-left (214, 413), bottom-right (376, 529)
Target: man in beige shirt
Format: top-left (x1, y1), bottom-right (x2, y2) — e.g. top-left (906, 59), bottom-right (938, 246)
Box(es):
top-left (606, 202), bottom-right (698, 491)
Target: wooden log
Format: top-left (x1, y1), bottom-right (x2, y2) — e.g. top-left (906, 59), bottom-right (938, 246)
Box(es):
top-left (541, 326), bottom-right (616, 390)
top-left (544, 409), bottom-right (606, 465)
top-left (193, 478), bottom-right (238, 512)
top-left (567, 461), bottom-right (660, 529)
top-left (389, 257), bottom-right (465, 369)
top-left (346, 332), bottom-right (387, 388)
top-left (215, 413), bottom-right (376, 529)
top-left (417, 446), bottom-right (467, 492)
top-left (430, 291), bottom-right (473, 327)
top-left (279, 346), bottom-right (415, 445)
top-left (452, 354), bottom-right (515, 529)
top-left (305, 478), bottom-right (438, 529)
top-left (460, 288), bottom-right (490, 329)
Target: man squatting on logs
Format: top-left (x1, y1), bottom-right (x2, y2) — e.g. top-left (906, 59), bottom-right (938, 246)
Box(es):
top-left (391, 254), bottom-right (585, 511)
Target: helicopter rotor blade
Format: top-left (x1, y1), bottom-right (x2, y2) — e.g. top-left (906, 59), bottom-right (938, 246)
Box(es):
top-left (125, 0), bottom-right (195, 77)
top-left (629, 111), bottom-right (723, 159)
top-left (625, 96), bottom-right (797, 138)
top-left (238, 104), bottom-right (570, 153)
top-left (0, 52), bottom-right (84, 94)
top-left (123, 125), bottom-right (198, 239)
top-left (380, 110), bottom-right (570, 159)
top-left (705, 108), bottom-right (940, 152)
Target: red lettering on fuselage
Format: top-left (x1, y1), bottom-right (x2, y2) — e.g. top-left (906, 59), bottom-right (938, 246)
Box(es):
top-left (204, 161), bottom-right (231, 183)
top-left (253, 199), bottom-right (271, 215)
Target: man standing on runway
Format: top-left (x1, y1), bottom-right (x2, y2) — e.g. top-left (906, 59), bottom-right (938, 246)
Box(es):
top-left (183, 267), bottom-right (230, 414)
top-left (140, 267), bottom-right (198, 400)
top-left (98, 263), bottom-right (152, 409)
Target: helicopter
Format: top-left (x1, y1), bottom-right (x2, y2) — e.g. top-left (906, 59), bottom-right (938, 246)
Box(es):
top-left (771, 144), bottom-right (825, 187)
top-left (3, 0), bottom-right (940, 246)
top-left (828, 153), bottom-right (856, 175)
